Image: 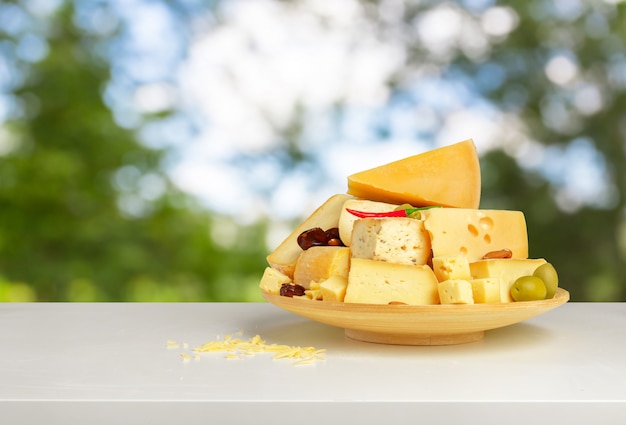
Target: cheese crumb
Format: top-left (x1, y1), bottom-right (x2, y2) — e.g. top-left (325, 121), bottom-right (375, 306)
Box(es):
top-left (191, 334), bottom-right (326, 365)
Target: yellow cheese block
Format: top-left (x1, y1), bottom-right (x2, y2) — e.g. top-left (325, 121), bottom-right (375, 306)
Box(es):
top-left (338, 199), bottom-right (398, 246)
top-left (350, 217), bottom-right (431, 266)
top-left (470, 258), bottom-right (547, 302)
top-left (346, 139), bottom-right (481, 209)
top-left (259, 267), bottom-right (292, 295)
top-left (293, 246), bottom-right (351, 289)
top-left (344, 258), bottom-right (439, 305)
top-left (319, 275), bottom-right (349, 302)
top-left (470, 278), bottom-right (501, 303)
top-left (423, 208), bottom-right (529, 262)
top-left (438, 279), bottom-right (474, 304)
top-left (431, 255), bottom-right (472, 282)
top-left (266, 193), bottom-right (353, 278)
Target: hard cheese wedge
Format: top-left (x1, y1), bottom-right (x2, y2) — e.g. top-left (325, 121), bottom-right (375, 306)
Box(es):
top-left (293, 246), bottom-right (351, 289)
top-left (423, 208), bottom-right (529, 262)
top-left (346, 139), bottom-right (481, 208)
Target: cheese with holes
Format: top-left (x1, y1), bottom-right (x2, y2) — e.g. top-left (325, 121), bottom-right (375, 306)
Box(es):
top-left (344, 258), bottom-right (439, 305)
top-left (259, 267), bottom-right (292, 295)
top-left (338, 199), bottom-right (398, 246)
top-left (319, 275), bottom-right (349, 302)
top-left (432, 255), bottom-right (472, 282)
top-left (267, 194), bottom-right (352, 278)
top-left (438, 279), bottom-right (474, 304)
top-left (423, 208), bottom-right (529, 262)
top-left (470, 258), bottom-right (547, 302)
top-left (350, 218), bottom-right (431, 266)
top-left (347, 139), bottom-right (481, 209)
top-left (293, 246), bottom-right (350, 289)
top-left (470, 278), bottom-right (501, 303)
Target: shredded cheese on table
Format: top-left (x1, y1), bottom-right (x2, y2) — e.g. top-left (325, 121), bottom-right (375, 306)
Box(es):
top-left (168, 333), bottom-right (326, 366)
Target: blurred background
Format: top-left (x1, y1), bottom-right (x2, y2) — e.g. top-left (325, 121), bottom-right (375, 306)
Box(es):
top-left (1, 0), bottom-right (625, 302)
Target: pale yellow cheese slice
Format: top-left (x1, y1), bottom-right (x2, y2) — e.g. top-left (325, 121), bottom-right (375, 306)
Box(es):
top-left (347, 139), bottom-right (481, 209)
top-left (344, 258), bottom-right (439, 305)
top-left (423, 208), bottom-right (529, 262)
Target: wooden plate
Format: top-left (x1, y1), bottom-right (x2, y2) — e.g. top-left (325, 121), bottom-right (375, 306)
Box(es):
top-left (261, 288), bottom-right (569, 345)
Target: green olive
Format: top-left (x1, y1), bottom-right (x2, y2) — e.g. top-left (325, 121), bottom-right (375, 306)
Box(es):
top-left (394, 203), bottom-right (414, 211)
top-left (533, 263), bottom-right (558, 299)
top-left (510, 276), bottom-right (547, 301)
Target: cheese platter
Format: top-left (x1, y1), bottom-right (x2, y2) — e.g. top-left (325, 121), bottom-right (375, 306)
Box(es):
top-left (262, 287), bottom-right (569, 345)
top-left (259, 139), bottom-right (570, 345)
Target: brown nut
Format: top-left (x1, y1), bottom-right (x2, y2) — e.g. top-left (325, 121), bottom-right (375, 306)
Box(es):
top-left (482, 249), bottom-right (513, 259)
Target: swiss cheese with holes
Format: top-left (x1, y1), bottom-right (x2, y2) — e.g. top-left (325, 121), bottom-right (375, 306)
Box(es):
top-left (422, 208), bottom-right (529, 262)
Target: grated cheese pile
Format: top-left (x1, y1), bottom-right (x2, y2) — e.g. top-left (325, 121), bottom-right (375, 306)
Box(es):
top-left (168, 333), bottom-right (326, 366)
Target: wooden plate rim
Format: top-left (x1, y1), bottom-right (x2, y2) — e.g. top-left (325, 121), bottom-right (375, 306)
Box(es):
top-left (262, 287), bottom-right (569, 315)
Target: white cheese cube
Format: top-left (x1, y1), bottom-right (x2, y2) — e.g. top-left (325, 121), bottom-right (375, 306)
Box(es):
top-left (350, 218), bottom-right (431, 266)
top-left (338, 199), bottom-right (398, 246)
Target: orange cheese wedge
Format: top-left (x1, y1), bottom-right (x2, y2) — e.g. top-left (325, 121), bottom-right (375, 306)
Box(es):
top-left (347, 139), bottom-right (481, 208)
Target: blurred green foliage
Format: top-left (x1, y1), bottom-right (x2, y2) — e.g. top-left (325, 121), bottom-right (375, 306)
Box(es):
top-left (0, 1), bottom-right (267, 301)
top-left (1, 0), bottom-right (625, 301)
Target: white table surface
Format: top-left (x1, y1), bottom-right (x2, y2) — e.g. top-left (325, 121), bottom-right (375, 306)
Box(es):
top-left (0, 302), bottom-right (625, 424)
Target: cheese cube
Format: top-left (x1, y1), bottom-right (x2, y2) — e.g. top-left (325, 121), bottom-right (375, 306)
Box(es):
top-left (350, 218), bottom-right (431, 266)
top-left (423, 208), bottom-right (529, 262)
top-left (432, 255), bottom-right (472, 282)
top-left (338, 199), bottom-right (398, 246)
top-left (319, 275), bottom-right (349, 302)
top-left (344, 258), bottom-right (439, 305)
top-left (438, 279), bottom-right (474, 304)
top-left (470, 278), bottom-right (501, 303)
top-left (470, 258), bottom-right (547, 302)
top-left (259, 267), bottom-right (292, 295)
top-left (293, 246), bottom-right (350, 289)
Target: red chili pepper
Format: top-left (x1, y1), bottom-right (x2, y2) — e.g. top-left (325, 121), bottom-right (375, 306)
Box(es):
top-left (346, 206), bottom-right (440, 219)
top-left (346, 208), bottom-right (408, 218)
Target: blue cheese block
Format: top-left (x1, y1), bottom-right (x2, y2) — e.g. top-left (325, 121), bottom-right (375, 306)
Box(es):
top-left (350, 218), bottom-right (431, 266)
top-left (344, 258), bottom-right (439, 305)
